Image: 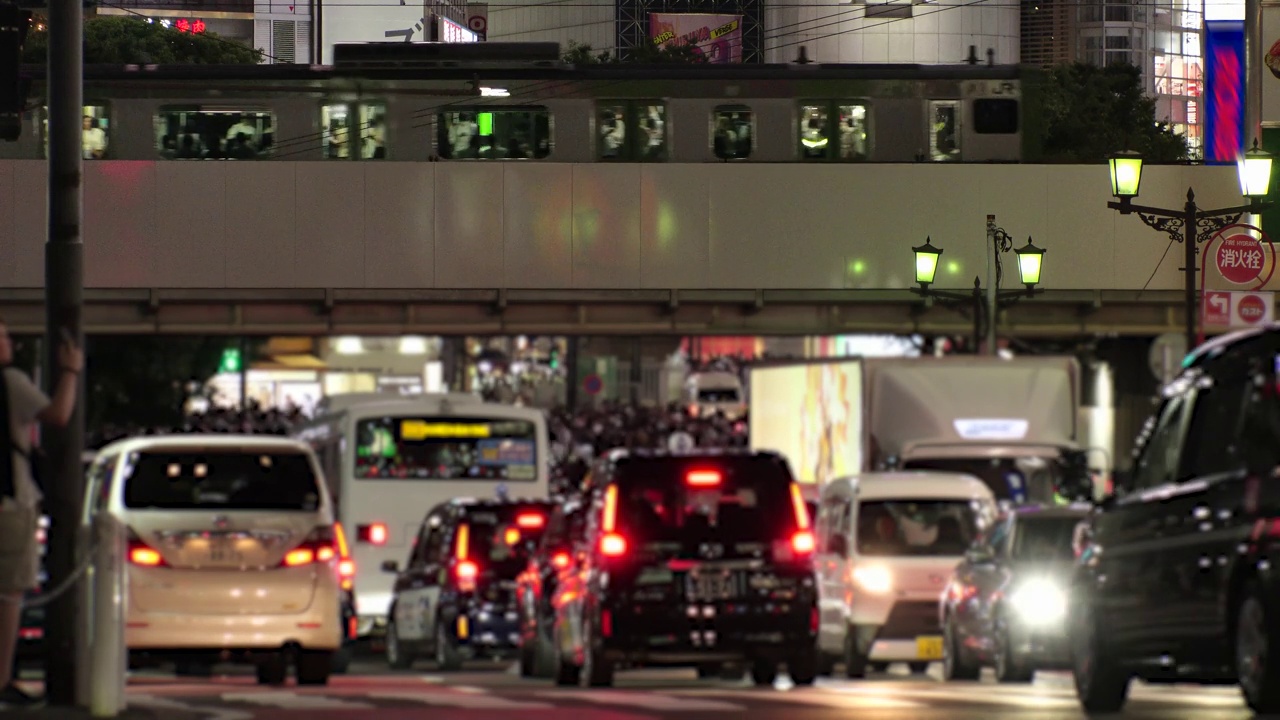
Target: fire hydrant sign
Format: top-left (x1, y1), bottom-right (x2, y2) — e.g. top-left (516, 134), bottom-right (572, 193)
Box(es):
top-left (1216, 233), bottom-right (1265, 284)
top-left (1203, 290), bottom-right (1275, 327)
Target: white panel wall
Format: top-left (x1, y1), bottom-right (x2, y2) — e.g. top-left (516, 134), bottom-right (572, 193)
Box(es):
top-left (765, 0), bottom-right (1019, 65)
top-left (1264, 3), bottom-right (1280, 123)
top-left (486, 0), bottom-right (614, 53)
top-left (0, 161), bottom-right (1258, 293)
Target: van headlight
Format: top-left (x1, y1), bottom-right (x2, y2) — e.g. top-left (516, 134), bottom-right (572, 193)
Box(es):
top-left (853, 565), bottom-right (893, 595)
top-left (1008, 579), bottom-right (1067, 625)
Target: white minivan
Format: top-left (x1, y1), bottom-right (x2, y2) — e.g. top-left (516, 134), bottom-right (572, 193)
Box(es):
top-left (85, 435), bottom-right (344, 685)
top-left (813, 472), bottom-right (997, 677)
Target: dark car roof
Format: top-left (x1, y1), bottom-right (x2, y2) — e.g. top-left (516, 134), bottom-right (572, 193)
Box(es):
top-left (1008, 504), bottom-right (1090, 521)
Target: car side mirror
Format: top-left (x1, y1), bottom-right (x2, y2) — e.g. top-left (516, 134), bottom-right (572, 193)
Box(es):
top-left (827, 534), bottom-right (849, 557)
top-left (381, 560), bottom-right (399, 574)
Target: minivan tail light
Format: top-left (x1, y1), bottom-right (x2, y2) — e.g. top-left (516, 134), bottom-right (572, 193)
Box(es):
top-left (281, 526), bottom-right (338, 568)
top-left (126, 528), bottom-right (168, 568)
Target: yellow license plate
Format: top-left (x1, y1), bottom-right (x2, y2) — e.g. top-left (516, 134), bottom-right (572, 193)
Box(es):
top-left (916, 635), bottom-right (944, 660)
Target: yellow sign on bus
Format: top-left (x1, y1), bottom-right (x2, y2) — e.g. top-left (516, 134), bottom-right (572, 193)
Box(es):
top-left (400, 421), bottom-right (491, 440)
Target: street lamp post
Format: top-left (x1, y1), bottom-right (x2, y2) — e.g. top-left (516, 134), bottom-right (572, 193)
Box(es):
top-left (1106, 142), bottom-right (1274, 351)
top-left (910, 229), bottom-right (1046, 354)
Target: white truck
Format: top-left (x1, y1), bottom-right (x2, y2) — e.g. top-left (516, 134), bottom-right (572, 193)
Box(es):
top-left (748, 356), bottom-right (1097, 505)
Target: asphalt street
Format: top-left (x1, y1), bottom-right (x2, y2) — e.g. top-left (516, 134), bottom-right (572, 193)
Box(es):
top-left (12, 659), bottom-right (1264, 720)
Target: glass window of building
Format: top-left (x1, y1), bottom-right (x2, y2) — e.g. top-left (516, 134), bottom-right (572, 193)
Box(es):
top-left (929, 100), bottom-right (960, 162)
top-left (436, 108), bottom-right (551, 159)
top-left (973, 99), bottom-right (1019, 135)
top-left (713, 105), bottom-right (753, 160)
top-left (321, 102), bottom-right (387, 159)
top-left (799, 104), bottom-right (830, 159)
top-left (40, 105), bottom-right (109, 159)
top-left (595, 101), bottom-right (666, 161)
top-left (155, 108), bottom-right (274, 159)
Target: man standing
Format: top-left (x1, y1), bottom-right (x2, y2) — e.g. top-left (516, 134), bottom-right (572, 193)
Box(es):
top-left (0, 320), bottom-right (83, 707)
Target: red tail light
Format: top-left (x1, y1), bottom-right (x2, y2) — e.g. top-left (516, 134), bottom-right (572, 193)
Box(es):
top-left (338, 558), bottom-right (356, 579)
top-left (282, 527), bottom-right (339, 568)
top-left (456, 560), bottom-right (479, 592)
top-left (516, 513), bottom-right (545, 529)
top-left (686, 470), bottom-right (722, 487)
top-left (357, 523), bottom-right (388, 545)
top-left (551, 551), bottom-right (571, 569)
top-left (789, 483), bottom-right (811, 530)
top-left (126, 529), bottom-right (168, 568)
top-left (791, 530), bottom-right (816, 555)
top-left (600, 533), bottom-right (627, 557)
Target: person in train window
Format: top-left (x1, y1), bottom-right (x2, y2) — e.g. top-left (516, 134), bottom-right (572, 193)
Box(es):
top-left (327, 125), bottom-right (349, 158)
top-left (82, 116), bottom-right (106, 159)
top-left (363, 124), bottom-right (386, 159)
top-left (450, 113), bottom-right (476, 157)
top-left (644, 114), bottom-right (664, 159)
top-left (505, 137), bottom-right (527, 159)
top-left (225, 114), bottom-right (258, 143)
top-left (227, 133), bottom-right (256, 160)
top-left (802, 114), bottom-right (827, 158)
top-left (714, 116), bottom-right (735, 158)
top-left (600, 110), bottom-right (624, 158)
top-left (839, 118), bottom-right (865, 160)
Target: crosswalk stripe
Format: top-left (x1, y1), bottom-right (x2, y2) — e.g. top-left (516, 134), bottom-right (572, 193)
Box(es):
top-left (823, 685), bottom-right (1080, 708)
top-left (535, 689), bottom-right (744, 711)
top-left (130, 693), bottom-right (255, 720)
top-left (368, 691), bottom-right (554, 709)
top-left (221, 691), bottom-right (375, 709)
top-left (673, 688), bottom-right (923, 709)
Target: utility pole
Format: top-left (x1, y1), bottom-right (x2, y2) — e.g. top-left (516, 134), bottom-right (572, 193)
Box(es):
top-left (984, 216), bottom-right (998, 355)
top-left (43, 0), bottom-right (86, 704)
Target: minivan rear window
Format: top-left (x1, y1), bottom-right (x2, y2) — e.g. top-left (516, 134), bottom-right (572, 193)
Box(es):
top-left (122, 451), bottom-right (321, 511)
top-left (613, 456), bottom-right (799, 545)
top-left (856, 500), bottom-right (980, 557)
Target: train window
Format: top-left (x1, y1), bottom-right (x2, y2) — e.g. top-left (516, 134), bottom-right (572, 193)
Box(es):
top-left (800, 102), bottom-right (869, 161)
top-left (928, 100), bottom-right (960, 162)
top-left (154, 107), bottom-right (274, 160)
top-left (321, 102), bottom-right (387, 159)
top-left (597, 101), bottom-right (667, 162)
top-left (38, 105), bottom-right (110, 160)
top-left (713, 106), bottom-right (753, 160)
top-left (799, 105), bottom-right (830, 159)
top-left (837, 105), bottom-right (868, 160)
top-left (436, 107), bottom-right (551, 160)
top-left (973, 99), bottom-right (1018, 134)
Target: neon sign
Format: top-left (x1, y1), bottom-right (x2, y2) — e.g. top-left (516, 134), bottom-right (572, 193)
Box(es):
top-left (1204, 20), bottom-right (1244, 164)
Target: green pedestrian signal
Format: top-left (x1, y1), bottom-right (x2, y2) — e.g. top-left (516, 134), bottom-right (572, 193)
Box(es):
top-left (220, 348), bottom-right (242, 373)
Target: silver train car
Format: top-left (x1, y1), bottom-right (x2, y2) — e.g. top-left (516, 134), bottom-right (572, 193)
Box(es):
top-left (5, 42), bottom-right (1036, 164)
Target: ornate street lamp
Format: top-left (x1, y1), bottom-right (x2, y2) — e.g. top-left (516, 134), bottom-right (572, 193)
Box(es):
top-left (1239, 139), bottom-right (1275, 199)
top-left (1108, 151), bottom-right (1143, 200)
top-left (1014, 237), bottom-right (1046, 289)
top-left (912, 237), bottom-right (942, 288)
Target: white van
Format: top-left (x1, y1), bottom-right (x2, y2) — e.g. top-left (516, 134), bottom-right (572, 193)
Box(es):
top-left (86, 435), bottom-right (344, 686)
top-left (813, 472), bottom-right (997, 678)
top-left (683, 371), bottom-right (746, 419)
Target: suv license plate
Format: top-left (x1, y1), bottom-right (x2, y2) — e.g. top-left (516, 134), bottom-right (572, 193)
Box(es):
top-left (688, 573), bottom-right (735, 601)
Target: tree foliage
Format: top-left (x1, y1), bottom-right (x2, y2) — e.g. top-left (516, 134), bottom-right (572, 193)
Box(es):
top-left (1040, 62), bottom-right (1188, 163)
top-left (85, 336), bottom-right (230, 432)
top-left (563, 40), bottom-right (705, 64)
top-left (23, 16), bottom-right (261, 64)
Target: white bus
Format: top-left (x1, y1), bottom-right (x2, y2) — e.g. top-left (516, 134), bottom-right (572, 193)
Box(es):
top-left (294, 392), bottom-right (551, 639)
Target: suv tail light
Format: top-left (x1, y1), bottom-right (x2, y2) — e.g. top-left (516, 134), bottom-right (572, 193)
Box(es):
top-left (550, 551), bottom-right (571, 569)
top-left (126, 528), bottom-right (168, 568)
top-left (456, 560), bottom-right (479, 592)
top-left (791, 531), bottom-right (816, 554)
top-left (356, 523), bottom-right (388, 545)
top-left (600, 533), bottom-right (627, 557)
top-left (686, 470), bottom-right (722, 487)
top-left (282, 526), bottom-right (339, 568)
top-left (599, 485), bottom-right (628, 558)
top-left (515, 512), bottom-right (545, 529)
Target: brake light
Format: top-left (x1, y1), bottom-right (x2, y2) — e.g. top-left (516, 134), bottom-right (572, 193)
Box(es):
top-left (456, 559), bottom-right (479, 592)
top-left (357, 523), bottom-right (388, 545)
top-left (516, 512), bottom-right (545, 529)
top-left (603, 485), bottom-right (618, 533)
top-left (126, 529), bottom-right (168, 568)
top-left (686, 470), bottom-right (722, 487)
top-left (338, 559), bottom-right (356, 579)
top-left (791, 530), bottom-right (816, 555)
top-left (551, 551), bottom-right (571, 569)
top-left (281, 527), bottom-right (339, 568)
top-left (600, 533), bottom-right (627, 557)
top-left (504, 528), bottom-right (521, 545)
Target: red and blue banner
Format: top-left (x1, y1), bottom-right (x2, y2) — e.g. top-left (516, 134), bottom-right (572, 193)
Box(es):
top-left (1205, 20), bottom-right (1245, 164)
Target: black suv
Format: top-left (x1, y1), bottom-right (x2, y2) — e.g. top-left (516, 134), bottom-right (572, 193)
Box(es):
top-left (1070, 327), bottom-right (1280, 714)
top-left (382, 499), bottom-right (552, 670)
top-left (549, 449), bottom-right (819, 687)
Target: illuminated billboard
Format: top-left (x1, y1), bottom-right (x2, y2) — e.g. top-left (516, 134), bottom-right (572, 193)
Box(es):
top-left (1204, 20), bottom-right (1245, 163)
top-left (749, 361), bottom-right (862, 486)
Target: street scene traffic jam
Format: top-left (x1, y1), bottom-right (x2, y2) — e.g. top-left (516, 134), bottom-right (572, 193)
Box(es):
top-left (6, 0), bottom-right (1280, 716)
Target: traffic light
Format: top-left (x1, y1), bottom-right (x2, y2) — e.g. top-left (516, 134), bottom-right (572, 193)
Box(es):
top-left (219, 347), bottom-right (242, 373)
top-left (0, 2), bottom-right (31, 142)
top-left (549, 347), bottom-right (560, 369)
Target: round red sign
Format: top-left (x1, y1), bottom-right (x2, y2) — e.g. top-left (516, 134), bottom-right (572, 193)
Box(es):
top-left (1217, 234), bottom-right (1266, 285)
top-left (1237, 294), bottom-right (1268, 324)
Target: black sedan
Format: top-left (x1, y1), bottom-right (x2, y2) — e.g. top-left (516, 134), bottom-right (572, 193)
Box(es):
top-left (940, 504), bottom-right (1088, 683)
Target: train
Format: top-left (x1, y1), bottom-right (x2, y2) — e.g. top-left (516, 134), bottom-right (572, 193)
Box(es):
top-left (4, 42), bottom-right (1041, 164)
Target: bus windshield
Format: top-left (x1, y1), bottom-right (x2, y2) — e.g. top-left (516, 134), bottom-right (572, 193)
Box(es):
top-left (354, 416), bottom-right (538, 481)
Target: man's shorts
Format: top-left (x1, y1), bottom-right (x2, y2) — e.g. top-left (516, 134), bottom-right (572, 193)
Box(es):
top-left (0, 502), bottom-right (38, 594)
